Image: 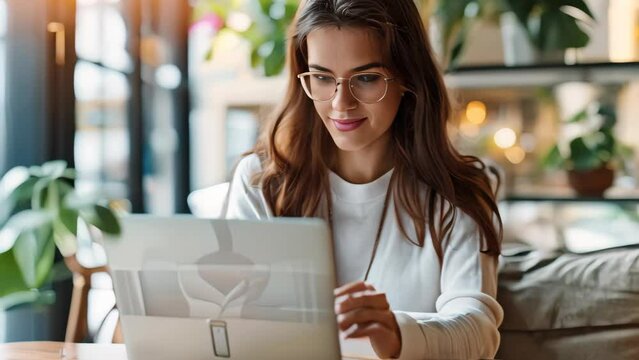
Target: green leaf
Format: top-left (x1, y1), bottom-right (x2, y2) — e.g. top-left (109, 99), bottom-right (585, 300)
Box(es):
top-left (569, 137), bottom-right (601, 170)
top-left (258, 0), bottom-right (272, 14)
top-left (538, 9), bottom-right (590, 50)
top-left (0, 210), bottom-right (53, 254)
top-left (0, 289), bottom-right (56, 311)
top-left (81, 205), bottom-right (121, 235)
top-left (264, 38), bottom-right (286, 76)
top-left (59, 207), bottom-right (79, 236)
top-left (565, 109), bottom-right (588, 123)
top-left (0, 249), bottom-right (28, 298)
top-left (503, 0), bottom-right (536, 27)
top-left (62, 168), bottom-right (77, 180)
top-left (52, 219), bottom-right (77, 257)
top-left (40, 160), bottom-right (68, 179)
top-left (32, 177), bottom-right (52, 210)
top-left (34, 237), bottom-right (56, 288)
top-left (541, 145), bottom-right (563, 169)
top-left (12, 231), bottom-right (39, 288)
top-left (13, 224), bottom-right (55, 289)
top-left (4, 176), bottom-right (38, 216)
top-left (561, 0), bottom-right (595, 19)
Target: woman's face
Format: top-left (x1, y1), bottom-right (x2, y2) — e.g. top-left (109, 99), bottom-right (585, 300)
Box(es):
top-left (305, 26), bottom-right (404, 154)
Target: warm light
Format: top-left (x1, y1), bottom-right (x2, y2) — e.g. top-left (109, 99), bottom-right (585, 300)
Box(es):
top-left (505, 146), bottom-right (526, 164)
top-left (226, 11), bottom-right (252, 32)
top-left (465, 101), bottom-right (487, 125)
top-left (494, 128), bottom-right (517, 149)
top-left (608, 0), bottom-right (639, 62)
top-left (459, 121), bottom-right (480, 138)
top-left (155, 64), bottom-right (182, 90)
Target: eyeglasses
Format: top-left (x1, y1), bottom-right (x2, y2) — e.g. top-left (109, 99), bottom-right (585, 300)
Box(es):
top-left (297, 71), bottom-right (396, 104)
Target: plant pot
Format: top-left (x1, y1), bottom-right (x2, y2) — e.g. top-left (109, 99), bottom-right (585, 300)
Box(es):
top-left (567, 166), bottom-right (615, 197)
top-left (0, 278), bottom-right (72, 342)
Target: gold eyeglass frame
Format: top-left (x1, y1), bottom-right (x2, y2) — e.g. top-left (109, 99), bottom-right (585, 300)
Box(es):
top-left (297, 71), bottom-right (396, 104)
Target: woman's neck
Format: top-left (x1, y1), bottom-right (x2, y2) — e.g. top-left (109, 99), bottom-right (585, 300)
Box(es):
top-left (333, 136), bottom-right (394, 184)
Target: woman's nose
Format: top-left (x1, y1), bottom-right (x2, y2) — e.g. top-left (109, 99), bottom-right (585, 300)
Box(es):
top-left (332, 81), bottom-right (358, 111)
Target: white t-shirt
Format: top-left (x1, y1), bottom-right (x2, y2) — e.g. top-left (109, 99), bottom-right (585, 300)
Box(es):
top-left (225, 154), bottom-right (503, 359)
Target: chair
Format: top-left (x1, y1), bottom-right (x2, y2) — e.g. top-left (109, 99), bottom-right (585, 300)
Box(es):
top-left (187, 182), bottom-right (230, 218)
top-left (63, 255), bottom-right (123, 343)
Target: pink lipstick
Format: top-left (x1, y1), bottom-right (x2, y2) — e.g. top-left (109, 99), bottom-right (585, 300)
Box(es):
top-left (331, 117), bottom-right (367, 132)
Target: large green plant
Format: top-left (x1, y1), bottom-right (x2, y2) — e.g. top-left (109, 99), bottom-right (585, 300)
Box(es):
top-left (542, 103), bottom-right (634, 171)
top-left (194, 0), bottom-right (298, 76)
top-left (0, 161), bottom-right (121, 310)
top-left (437, 0), bottom-right (595, 68)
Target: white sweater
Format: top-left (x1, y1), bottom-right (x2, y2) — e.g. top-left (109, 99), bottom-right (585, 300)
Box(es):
top-left (225, 154), bottom-right (503, 359)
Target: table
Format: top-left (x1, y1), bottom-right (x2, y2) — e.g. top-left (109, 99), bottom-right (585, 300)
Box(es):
top-left (0, 342), bottom-right (375, 359)
top-left (0, 342), bottom-right (127, 360)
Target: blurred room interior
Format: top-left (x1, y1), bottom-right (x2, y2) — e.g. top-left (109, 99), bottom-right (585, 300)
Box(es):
top-left (0, 0), bottom-right (638, 358)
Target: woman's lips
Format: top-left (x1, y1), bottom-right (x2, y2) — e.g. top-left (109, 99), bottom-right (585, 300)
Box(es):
top-left (330, 117), bottom-right (367, 132)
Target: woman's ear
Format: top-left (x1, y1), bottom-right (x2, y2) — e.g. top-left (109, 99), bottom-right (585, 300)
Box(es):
top-left (400, 85), bottom-right (414, 96)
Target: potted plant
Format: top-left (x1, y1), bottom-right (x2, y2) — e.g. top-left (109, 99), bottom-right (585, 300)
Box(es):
top-left (542, 103), bottom-right (634, 197)
top-left (0, 160), bottom-right (121, 341)
top-left (436, 0), bottom-right (595, 68)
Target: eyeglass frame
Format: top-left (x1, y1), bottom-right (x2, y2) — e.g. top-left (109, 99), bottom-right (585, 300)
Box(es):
top-left (296, 71), bottom-right (397, 104)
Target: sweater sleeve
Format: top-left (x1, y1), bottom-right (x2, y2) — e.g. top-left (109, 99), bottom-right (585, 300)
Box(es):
top-left (393, 212), bottom-right (503, 360)
top-left (224, 154), bottom-right (273, 220)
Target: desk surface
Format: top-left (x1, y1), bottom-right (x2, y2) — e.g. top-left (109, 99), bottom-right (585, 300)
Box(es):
top-left (0, 342), bottom-right (126, 360)
top-left (0, 342), bottom-right (372, 360)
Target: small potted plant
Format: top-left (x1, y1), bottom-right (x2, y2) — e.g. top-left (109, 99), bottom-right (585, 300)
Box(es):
top-left (542, 103), bottom-right (634, 197)
top-left (0, 160), bottom-right (121, 341)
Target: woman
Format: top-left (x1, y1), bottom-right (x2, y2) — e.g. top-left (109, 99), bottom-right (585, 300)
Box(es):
top-left (225, 0), bottom-right (503, 358)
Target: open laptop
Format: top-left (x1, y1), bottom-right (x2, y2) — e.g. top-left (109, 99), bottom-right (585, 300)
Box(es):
top-left (103, 215), bottom-right (342, 360)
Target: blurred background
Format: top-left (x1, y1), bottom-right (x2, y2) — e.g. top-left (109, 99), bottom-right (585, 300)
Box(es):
top-left (0, 0), bottom-right (638, 347)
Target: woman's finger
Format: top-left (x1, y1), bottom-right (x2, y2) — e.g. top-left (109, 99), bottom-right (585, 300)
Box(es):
top-left (334, 281), bottom-right (376, 297)
top-left (335, 291), bottom-right (390, 314)
top-left (337, 307), bottom-right (396, 332)
top-left (344, 321), bottom-right (390, 340)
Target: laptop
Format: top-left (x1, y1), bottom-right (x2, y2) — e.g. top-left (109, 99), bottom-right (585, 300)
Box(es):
top-left (103, 215), bottom-right (342, 360)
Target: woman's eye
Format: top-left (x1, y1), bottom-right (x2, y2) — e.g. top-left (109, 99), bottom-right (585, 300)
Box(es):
top-left (355, 74), bottom-right (381, 83)
top-left (313, 74), bottom-right (333, 82)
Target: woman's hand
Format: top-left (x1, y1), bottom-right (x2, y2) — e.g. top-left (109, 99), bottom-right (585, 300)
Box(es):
top-left (334, 281), bottom-right (401, 359)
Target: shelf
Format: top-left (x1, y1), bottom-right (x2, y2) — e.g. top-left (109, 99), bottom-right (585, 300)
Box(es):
top-left (503, 195), bottom-right (639, 203)
top-left (503, 185), bottom-right (639, 203)
top-left (444, 61), bottom-right (639, 89)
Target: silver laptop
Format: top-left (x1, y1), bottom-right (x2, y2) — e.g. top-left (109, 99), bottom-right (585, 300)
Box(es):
top-left (103, 215), bottom-right (341, 360)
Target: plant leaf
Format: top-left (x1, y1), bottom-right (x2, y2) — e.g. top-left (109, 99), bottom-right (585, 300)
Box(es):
top-left (32, 177), bottom-right (51, 210)
top-left (0, 249), bottom-right (28, 298)
top-left (59, 207), bottom-right (79, 236)
top-left (541, 145), bottom-right (563, 169)
top-left (565, 109), bottom-right (588, 123)
top-left (34, 236), bottom-right (56, 288)
top-left (569, 137), bottom-right (601, 170)
top-left (538, 9), bottom-right (590, 50)
top-left (81, 205), bottom-right (121, 235)
top-left (264, 38), bottom-right (286, 76)
top-left (0, 210), bottom-right (53, 254)
top-left (40, 160), bottom-right (68, 179)
top-left (52, 219), bottom-right (77, 257)
top-left (0, 289), bottom-right (56, 311)
top-left (12, 231), bottom-right (39, 288)
top-left (561, 0), bottom-right (595, 19)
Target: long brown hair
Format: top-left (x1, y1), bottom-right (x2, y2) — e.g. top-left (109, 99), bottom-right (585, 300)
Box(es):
top-left (251, 0), bottom-right (502, 260)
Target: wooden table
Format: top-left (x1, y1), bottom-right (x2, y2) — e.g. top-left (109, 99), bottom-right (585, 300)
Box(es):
top-left (0, 342), bottom-right (127, 360)
top-left (0, 342), bottom-right (375, 359)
